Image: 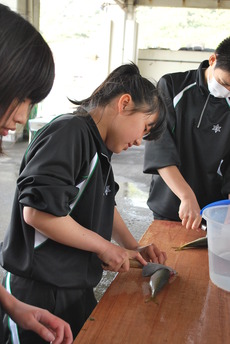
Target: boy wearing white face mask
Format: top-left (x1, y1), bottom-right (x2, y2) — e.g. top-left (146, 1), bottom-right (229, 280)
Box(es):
top-left (144, 37), bottom-right (230, 230)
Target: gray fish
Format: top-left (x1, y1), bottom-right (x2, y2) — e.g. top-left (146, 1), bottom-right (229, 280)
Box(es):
top-left (149, 268), bottom-right (171, 299)
top-left (173, 236), bottom-right (208, 251)
top-left (142, 262), bottom-right (177, 277)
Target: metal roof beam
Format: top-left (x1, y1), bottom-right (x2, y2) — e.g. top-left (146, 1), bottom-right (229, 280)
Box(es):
top-left (115, 0), bottom-right (230, 9)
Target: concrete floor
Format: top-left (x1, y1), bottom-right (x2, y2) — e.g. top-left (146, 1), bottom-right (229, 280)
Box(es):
top-left (0, 139), bottom-right (153, 298)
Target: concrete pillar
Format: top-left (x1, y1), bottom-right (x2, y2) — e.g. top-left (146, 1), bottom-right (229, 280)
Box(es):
top-left (17, 0), bottom-right (40, 29)
top-left (106, 0), bottom-right (138, 72)
top-left (122, 0), bottom-right (138, 64)
top-left (122, 18), bottom-right (139, 64)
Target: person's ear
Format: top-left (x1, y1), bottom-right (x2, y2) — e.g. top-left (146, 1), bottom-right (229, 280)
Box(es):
top-left (209, 54), bottom-right (217, 67)
top-left (118, 94), bottom-right (132, 113)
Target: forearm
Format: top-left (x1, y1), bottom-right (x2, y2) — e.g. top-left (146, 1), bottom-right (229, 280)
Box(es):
top-left (23, 206), bottom-right (110, 256)
top-left (112, 207), bottom-right (139, 250)
top-left (159, 165), bottom-right (202, 229)
top-left (158, 165), bottom-right (196, 201)
top-left (0, 285), bottom-right (17, 316)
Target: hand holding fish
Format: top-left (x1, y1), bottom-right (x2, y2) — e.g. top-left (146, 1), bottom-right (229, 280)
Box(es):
top-left (138, 243), bottom-right (167, 265)
top-left (100, 242), bottom-right (147, 272)
top-left (103, 208), bottom-right (166, 272)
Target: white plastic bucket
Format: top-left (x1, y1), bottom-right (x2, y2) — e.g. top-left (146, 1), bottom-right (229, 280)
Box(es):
top-left (203, 205), bottom-right (230, 292)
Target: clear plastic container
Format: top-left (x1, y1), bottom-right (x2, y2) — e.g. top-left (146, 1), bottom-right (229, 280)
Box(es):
top-left (203, 205), bottom-right (230, 292)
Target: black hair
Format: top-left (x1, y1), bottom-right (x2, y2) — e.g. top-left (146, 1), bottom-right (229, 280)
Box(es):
top-left (0, 4), bottom-right (55, 119)
top-left (71, 63), bottom-right (166, 141)
top-left (215, 37), bottom-right (230, 72)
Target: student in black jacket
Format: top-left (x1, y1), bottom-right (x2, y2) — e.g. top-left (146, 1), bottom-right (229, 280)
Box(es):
top-left (1, 62), bottom-right (167, 342)
top-left (144, 37), bottom-right (230, 230)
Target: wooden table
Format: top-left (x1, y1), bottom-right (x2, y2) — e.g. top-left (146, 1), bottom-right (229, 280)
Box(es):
top-left (74, 220), bottom-right (230, 344)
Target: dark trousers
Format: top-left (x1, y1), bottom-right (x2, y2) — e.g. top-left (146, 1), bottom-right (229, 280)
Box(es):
top-left (2, 273), bottom-right (97, 343)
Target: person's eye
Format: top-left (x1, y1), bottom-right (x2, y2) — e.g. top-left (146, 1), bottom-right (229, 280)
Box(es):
top-left (217, 79), bottom-right (228, 87)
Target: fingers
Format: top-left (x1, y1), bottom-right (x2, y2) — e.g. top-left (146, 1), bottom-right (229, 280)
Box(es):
top-left (101, 252), bottom-right (130, 272)
top-left (179, 198), bottom-right (202, 230)
top-left (28, 319), bottom-right (56, 343)
top-left (51, 323), bottom-right (73, 344)
top-left (148, 244), bottom-right (167, 264)
top-left (102, 250), bottom-right (146, 272)
top-left (139, 243), bottom-right (167, 265)
top-left (117, 259), bottom-right (130, 272)
top-left (35, 310), bottom-right (73, 344)
top-left (101, 244), bottom-right (167, 273)
top-left (158, 250), bottom-right (167, 264)
top-left (181, 214), bottom-right (202, 230)
top-left (128, 250), bottom-right (147, 266)
top-left (103, 258), bottom-right (130, 273)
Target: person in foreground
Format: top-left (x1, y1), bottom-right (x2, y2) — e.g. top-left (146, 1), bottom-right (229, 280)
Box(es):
top-left (144, 37), bottom-right (230, 230)
top-left (0, 4), bottom-right (72, 343)
top-left (0, 287), bottom-right (72, 344)
top-left (1, 62), bottom-right (167, 342)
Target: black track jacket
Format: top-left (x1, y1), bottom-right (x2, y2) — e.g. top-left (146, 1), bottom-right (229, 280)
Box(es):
top-left (0, 112), bottom-right (117, 288)
top-left (144, 60), bottom-right (230, 221)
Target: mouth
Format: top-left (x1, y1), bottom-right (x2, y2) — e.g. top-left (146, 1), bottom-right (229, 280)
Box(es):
top-left (0, 128), bottom-right (15, 136)
top-left (123, 143), bottom-right (132, 151)
top-left (1, 128), bottom-right (9, 136)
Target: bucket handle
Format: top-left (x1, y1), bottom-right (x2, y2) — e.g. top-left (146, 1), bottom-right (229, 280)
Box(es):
top-left (200, 199), bottom-right (230, 215)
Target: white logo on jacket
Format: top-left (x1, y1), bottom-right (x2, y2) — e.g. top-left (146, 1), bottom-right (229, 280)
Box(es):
top-left (104, 185), bottom-right (111, 196)
top-left (212, 124), bottom-right (221, 133)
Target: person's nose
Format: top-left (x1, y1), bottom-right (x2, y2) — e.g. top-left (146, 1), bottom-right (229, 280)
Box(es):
top-left (14, 109), bottom-right (29, 126)
top-left (134, 137), bottom-right (142, 146)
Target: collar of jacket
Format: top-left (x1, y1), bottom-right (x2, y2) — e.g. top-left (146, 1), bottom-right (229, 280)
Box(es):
top-left (196, 60), bottom-right (211, 128)
top-left (196, 60), bottom-right (209, 96)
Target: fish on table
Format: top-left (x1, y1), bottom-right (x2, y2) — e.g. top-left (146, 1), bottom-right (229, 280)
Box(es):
top-left (129, 257), bottom-right (178, 301)
top-left (141, 263), bottom-right (178, 302)
top-left (173, 236), bottom-right (208, 251)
